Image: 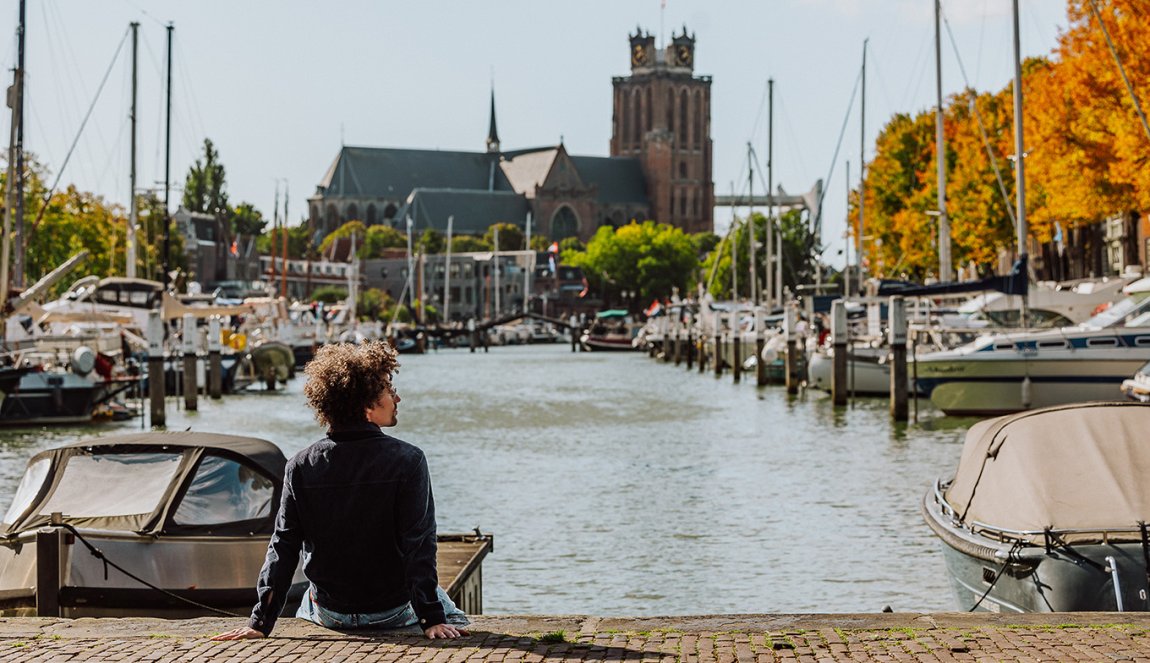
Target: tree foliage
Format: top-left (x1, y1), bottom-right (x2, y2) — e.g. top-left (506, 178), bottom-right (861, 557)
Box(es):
top-left (182, 138), bottom-right (229, 216)
top-left (701, 211), bottom-right (814, 299)
top-left (483, 222), bottom-right (523, 251)
top-left (450, 235), bottom-right (490, 253)
top-left (565, 221), bottom-right (698, 307)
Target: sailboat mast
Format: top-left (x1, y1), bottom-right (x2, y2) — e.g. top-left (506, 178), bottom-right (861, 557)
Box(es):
top-left (12, 0), bottom-right (24, 289)
top-left (747, 143), bottom-right (756, 305)
top-left (271, 181), bottom-right (279, 294)
top-left (767, 78), bottom-right (775, 307)
top-left (162, 22), bottom-right (173, 290)
top-left (127, 22), bottom-right (139, 278)
top-left (1, 0), bottom-right (26, 308)
top-left (935, 0), bottom-right (952, 282)
top-left (443, 214), bottom-right (453, 322)
top-left (1011, 0), bottom-right (1029, 326)
top-left (282, 183), bottom-right (289, 298)
top-left (858, 40), bottom-right (867, 285)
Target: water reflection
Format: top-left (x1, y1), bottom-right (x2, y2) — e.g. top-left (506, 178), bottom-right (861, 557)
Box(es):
top-left (0, 344), bottom-right (970, 616)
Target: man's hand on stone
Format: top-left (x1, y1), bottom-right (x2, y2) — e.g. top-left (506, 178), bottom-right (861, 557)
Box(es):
top-left (211, 626), bottom-right (265, 641)
top-left (424, 623), bottom-right (468, 639)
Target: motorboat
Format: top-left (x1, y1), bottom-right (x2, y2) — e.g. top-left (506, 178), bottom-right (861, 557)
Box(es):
top-left (922, 402), bottom-right (1150, 613)
top-left (248, 340), bottom-right (295, 390)
top-left (914, 277), bottom-right (1150, 416)
top-left (580, 310), bottom-right (642, 351)
top-left (1120, 359), bottom-right (1150, 402)
top-left (0, 431), bottom-right (307, 617)
top-left (806, 344), bottom-right (922, 396)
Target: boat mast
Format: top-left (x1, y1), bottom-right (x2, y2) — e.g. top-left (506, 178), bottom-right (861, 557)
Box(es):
top-left (858, 39), bottom-right (867, 286)
top-left (1011, 0), bottom-right (1029, 326)
top-left (747, 142), bottom-right (756, 305)
top-left (766, 78), bottom-right (774, 308)
top-left (522, 211), bottom-right (531, 314)
top-left (281, 183), bottom-right (288, 298)
top-left (271, 181), bottom-right (279, 294)
top-left (162, 22), bottom-right (173, 290)
top-left (1, 0), bottom-right (26, 309)
top-left (935, 0), bottom-right (952, 282)
top-left (443, 214), bottom-right (453, 322)
top-left (126, 22), bottom-right (139, 278)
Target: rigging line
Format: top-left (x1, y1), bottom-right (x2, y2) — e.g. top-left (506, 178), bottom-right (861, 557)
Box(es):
top-left (747, 78), bottom-right (772, 147)
top-left (172, 34), bottom-right (209, 145)
top-left (968, 540), bottom-right (1022, 612)
top-left (1086, 0), bottom-right (1150, 147)
top-left (776, 95), bottom-right (810, 184)
top-left (813, 63), bottom-right (863, 243)
top-left (942, 10), bottom-right (1017, 231)
top-left (30, 26), bottom-right (131, 234)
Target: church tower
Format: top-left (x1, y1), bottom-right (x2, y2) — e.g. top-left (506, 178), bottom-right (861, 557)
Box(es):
top-left (610, 26), bottom-right (713, 234)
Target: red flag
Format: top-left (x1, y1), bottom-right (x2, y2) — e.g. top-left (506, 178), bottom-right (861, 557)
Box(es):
top-left (230, 239), bottom-right (239, 256)
top-left (548, 241), bottom-right (559, 253)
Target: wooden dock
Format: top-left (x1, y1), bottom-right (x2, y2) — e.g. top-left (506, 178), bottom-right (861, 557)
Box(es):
top-left (438, 532), bottom-right (494, 615)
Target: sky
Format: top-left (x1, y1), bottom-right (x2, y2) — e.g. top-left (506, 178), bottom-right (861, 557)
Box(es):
top-left (0, 0), bottom-right (1069, 270)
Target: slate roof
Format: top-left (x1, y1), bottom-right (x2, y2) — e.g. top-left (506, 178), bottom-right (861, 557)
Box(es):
top-left (318, 146), bottom-right (513, 198)
top-left (569, 156), bottom-right (648, 204)
top-left (401, 188), bottom-right (530, 235)
top-left (499, 148), bottom-right (558, 199)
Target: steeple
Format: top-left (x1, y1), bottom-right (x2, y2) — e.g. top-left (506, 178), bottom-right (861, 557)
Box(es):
top-left (486, 88), bottom-right (501, 154)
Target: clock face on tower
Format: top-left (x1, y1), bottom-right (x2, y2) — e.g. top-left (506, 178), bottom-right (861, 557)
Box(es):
top-left (632, 44), bottom-right (650, 67)
top-left (674, 45), bottom-right (692, 67)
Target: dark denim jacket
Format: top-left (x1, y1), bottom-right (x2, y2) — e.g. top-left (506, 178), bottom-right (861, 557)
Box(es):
top-left (248, 423), bottom-right (444, 635)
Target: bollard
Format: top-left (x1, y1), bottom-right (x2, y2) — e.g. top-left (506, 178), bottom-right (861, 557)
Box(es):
top-left (731, 308), bottom-right (742, 383)
top-left (569, 316), bottom-right (578, 353)
top-left (182, 314), bottom-right (198, 411)
top-left (661, 317), bottom-right (671, 362)
top-left (35, 524), bottom-right (63, 617)
top-left (673, 317), bottom-right (682, 366)
top-left (755, 308), bottom-right (767, 386)
top-left (784, 302), bottom-right (800, 394)
top-left (207, 316), bottom-right (222, 399)
top-left (469, 319), bottom-right (477, 353)
top-left (147, 310), bottom-right (166, 427)
top-left (831, 300), bottom-right (848, 406)
top-left (713, 308), bottom-right (723, 378)
top-left (685, 313), bottom-right (695, 371)
top-left (889, 295), bottom-right (909, 421)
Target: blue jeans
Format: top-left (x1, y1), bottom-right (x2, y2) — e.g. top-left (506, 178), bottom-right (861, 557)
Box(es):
top-left (295, 585), bottom-right (470, 630)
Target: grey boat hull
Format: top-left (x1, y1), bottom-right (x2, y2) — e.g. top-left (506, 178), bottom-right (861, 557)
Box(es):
top-left (922, 490), bottom-right (1150, 612)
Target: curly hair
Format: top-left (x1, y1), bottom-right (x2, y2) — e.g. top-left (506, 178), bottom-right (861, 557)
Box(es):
top-left (303, 340), bottom-right (399, 428)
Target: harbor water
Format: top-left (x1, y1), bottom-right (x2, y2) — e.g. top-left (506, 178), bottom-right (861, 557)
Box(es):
top-left (0, 344), bottom-right (976, 615)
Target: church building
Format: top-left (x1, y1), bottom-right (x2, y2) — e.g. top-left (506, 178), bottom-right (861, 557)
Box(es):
top-left (307, 26), bottom-right (713, 243)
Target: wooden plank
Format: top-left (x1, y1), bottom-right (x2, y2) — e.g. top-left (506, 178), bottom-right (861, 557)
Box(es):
top-left (436, 533), bottom-right (493, 615)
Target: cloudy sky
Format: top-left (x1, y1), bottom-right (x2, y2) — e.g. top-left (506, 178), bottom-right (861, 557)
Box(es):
top-left (0, 0), bottom-right (1067, 268)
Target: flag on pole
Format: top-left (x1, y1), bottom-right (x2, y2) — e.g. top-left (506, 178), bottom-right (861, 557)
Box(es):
top-left (230, 239), bottom-right (239, 256)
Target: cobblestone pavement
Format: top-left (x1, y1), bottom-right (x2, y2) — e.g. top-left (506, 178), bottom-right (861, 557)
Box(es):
top-left (0, 613), bottom-right (1149, 661)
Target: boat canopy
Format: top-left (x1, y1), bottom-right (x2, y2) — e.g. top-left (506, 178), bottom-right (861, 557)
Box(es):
top-left (945, 402), bottom-right (1150, 544)
top-left (1, 432), bottom-right (286, 537)
top-left (596, 309), bottom-right (629, 319)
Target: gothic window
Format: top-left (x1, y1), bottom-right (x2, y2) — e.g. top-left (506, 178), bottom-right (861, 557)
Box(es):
top-left (326, 204), bottom-right (338, 227)
top-left (679, 90), bottom-right (689, 146)
top-left (693, 194), bottom-right (700, 217)
top-left (623, 92), bottom-right (632, 146)
top-left (695, 91), bottom-right (704, 149)
top-left (679, 190), bottom-right (687, 217)
top-left (347, 204), bottom-right (359, 221)
top-left (679, 161), bottom-right (687, 180)
top-left (551, 205), bottom-right (580, 240)
top-left (666, 89), bottom-right (674, 136)
top-left (310, 204), bottom-right (319, 223)
top-left (384, 203), bottom-right (397, 220)
top-left (645, 87), bottom-right (652, 134)
top-left (631, 89), bottom-right (641, 148)
top-left (367, 204), bottom-right (377, 225)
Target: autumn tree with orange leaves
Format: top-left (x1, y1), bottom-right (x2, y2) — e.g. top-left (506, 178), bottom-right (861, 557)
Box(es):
top-left (854, 0), bottom-right (1150, 280)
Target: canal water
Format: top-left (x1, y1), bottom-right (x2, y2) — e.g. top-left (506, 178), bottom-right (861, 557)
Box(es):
top-left (0, 344), bottom-right (978, 616)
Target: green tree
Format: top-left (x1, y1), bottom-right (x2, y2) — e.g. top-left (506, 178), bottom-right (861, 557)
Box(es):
top-left (558, 236), bottom-right (585, 253)
top-left (701, 211), bottom-right (814, 299)
top-left (565, 221), bottom-right (698, 309)
top-left (319, 221), bottom-right (367, 256)
top-left (365, 225), bottom-right (407, 256)
top-left (310, 285), bottom-right (348, 304)
top-left (232, 202), bottom-right (266, 236)
top-left (450, 235), bottom-right (491, 252)
top-left (418, 228), bottom-right (445, 254)
top-left (182, 138), bottom-right (229, 216)
top-left (483, 222), bottom-right (523, 251)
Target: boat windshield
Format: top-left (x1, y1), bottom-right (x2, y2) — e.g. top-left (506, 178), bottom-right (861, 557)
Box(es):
top-left (1081, 295), bottom-right (1150, 328)
top-left (171, 455), bottom-right (275, 525)
top-left (2, 457), bottom-right (50, 524)
top-left (38, 453), bottom-right (182, 521)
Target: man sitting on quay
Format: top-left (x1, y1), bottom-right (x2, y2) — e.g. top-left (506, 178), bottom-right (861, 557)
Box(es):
top-left (213, 340), bottom-right (469, 640)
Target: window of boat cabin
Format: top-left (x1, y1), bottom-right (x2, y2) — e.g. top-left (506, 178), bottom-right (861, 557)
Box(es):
top-left (38, 453), bottom-right (182, 521)
top-left (2, 457), bottom-right (50, 524)
top-left (171, 455), bottom-right (275, 525)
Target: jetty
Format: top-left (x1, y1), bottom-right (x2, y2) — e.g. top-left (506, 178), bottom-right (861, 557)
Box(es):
top-left (0, 612), bottom-right (1148, 661)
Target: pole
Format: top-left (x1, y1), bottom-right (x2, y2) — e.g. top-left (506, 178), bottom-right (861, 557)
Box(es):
top-left (1011, 0), bottom-right (1029, 327)
top-left (182, 314), bottom-right (198, 410)
top-left (444, 215), bottom-right (453, 323)
top-left (282, 183), bottom-right (289, 298)
top-left (784, 301), bottom-right (800, 394)
top-left (889, 295), bottom-right (908, 421)
top-left (755, 307), bottom-right (767, 386)
top-left (766, 78), bottom-right (774, 311)
top-left (831, 299), bottom-right (848, 406)
top-left (747, 143), bottom-right (757, 304)
top-left (271, 182), bottom-right (279, 293)
top-left (147, 310), bottom-right (166, 427)
top-left (127, 22), bottom-right (139, 278)
top-left (162, 23), bottom-right (173, 290)
top-left (523, 212), bottom-right (531, 313)
top-left (12, 0), bottom-right (25, 289)
top-left (858, 40), bottom-right (867, 285)
top-left (207, 315), bottom-right (222, 399)
top-left (935, 0), bottom-right (951, 283)
top-left (493, 226), bottom-right (501, 318)
top-left (1, 0), bottom-right (26, 315)
top-left (845, 160), bottom-right (851, 297)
